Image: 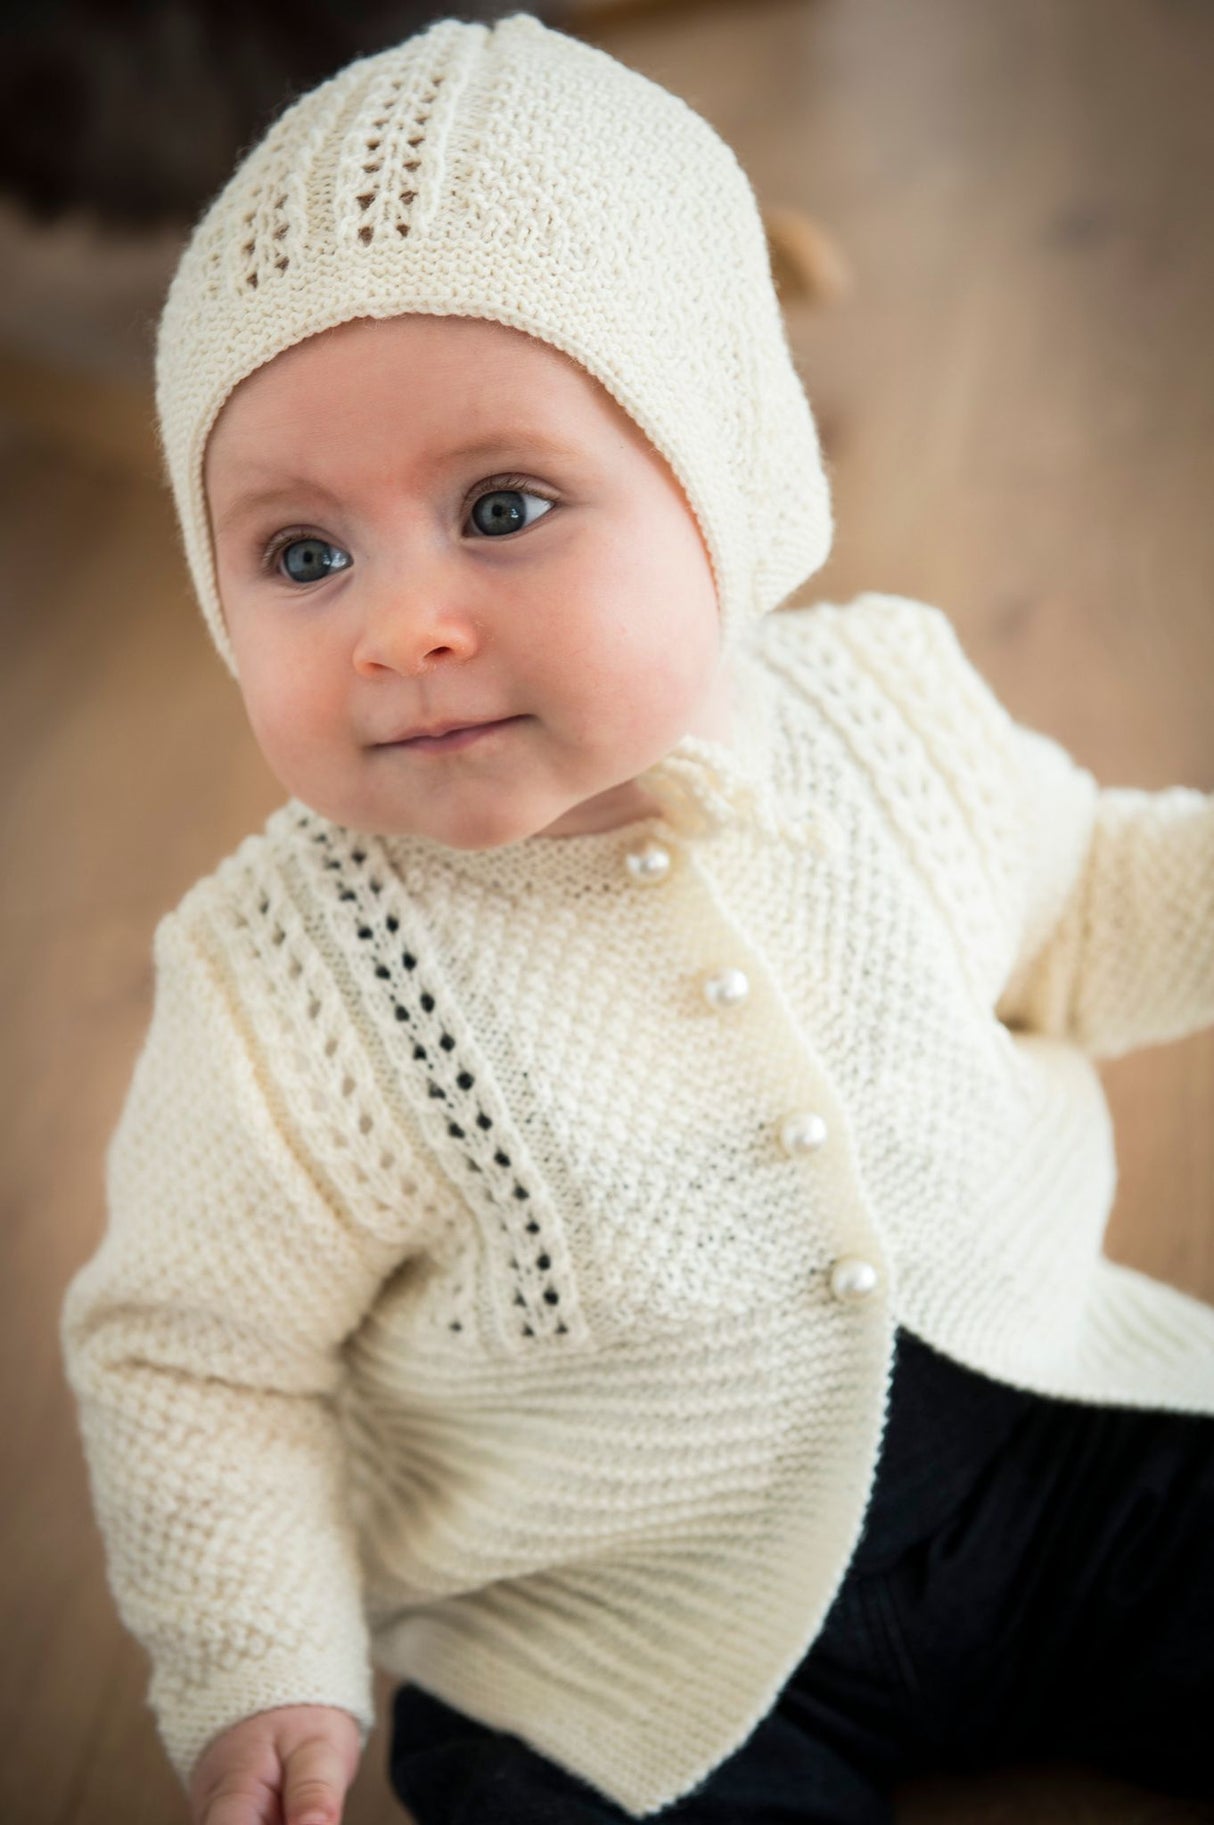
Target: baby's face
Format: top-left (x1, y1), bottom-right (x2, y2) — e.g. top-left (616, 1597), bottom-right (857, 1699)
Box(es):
top-left (204, 314), bottom-right (730, 846)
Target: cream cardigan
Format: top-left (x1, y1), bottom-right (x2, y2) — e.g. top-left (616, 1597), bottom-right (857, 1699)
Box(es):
top-left (60, 592), bottom-right (1214, 1817)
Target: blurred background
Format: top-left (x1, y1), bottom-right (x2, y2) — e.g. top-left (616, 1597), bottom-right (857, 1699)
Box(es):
top-left (3, 0), bottom-right (1212, 1820)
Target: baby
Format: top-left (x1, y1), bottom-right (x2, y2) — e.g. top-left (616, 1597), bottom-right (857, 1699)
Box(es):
top-left (60, 13), bottom-right (1214, 1825)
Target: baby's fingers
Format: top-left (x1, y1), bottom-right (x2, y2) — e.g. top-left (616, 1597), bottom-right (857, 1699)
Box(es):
top-left (282, 1733), bottom-right (352, 1825)
top-left (193, 1769), bottom-right (279, 1825)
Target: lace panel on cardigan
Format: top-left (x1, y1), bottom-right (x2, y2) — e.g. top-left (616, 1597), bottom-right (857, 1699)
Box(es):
top-left (290, 809), bottom-right (589, 1354)
top-left (215, 856), bottom-right (440, 1244)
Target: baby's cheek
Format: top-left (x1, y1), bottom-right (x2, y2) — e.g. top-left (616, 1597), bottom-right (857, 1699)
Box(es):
top-left (242, 673), bottom-right (325, 779)
top-left (634, 611), bottom-right (715, 714)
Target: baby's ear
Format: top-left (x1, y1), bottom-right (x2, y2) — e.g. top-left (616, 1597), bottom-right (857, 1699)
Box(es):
top-left (761, 204), bottom-right (853, 309)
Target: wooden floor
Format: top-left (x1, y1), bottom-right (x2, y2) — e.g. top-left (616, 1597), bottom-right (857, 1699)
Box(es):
top-left (3, 0), bottom-right (1213, 1820)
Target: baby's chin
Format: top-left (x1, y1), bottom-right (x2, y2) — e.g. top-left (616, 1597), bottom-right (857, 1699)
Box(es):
top-left (289, 782), bottom-right (584, 851)
top-left (419, 789), bottom-right (629, 849)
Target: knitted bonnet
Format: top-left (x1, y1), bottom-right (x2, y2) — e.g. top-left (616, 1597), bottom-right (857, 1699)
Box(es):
top-left (154, 10), bottom-right (833, 677)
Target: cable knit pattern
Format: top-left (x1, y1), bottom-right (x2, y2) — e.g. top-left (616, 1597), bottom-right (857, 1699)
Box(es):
top-left (153, 11), bottom-right (832, 677)
top-left (60, 593), bottom-right (1214, 1816)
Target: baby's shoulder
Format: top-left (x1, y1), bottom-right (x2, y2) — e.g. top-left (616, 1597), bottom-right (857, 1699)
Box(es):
top-left (154, 797), bottom-right (347, 961)
top-left (757, 590), bottom-right (1008, 740)
top-left (757, 589), bottom-right (959, 672)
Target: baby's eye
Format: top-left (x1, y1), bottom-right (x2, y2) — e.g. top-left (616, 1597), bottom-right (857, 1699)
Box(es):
top-left (467, 486), bottom-right (555, 539)
top-left (275, 536), bottom-right (353, 585)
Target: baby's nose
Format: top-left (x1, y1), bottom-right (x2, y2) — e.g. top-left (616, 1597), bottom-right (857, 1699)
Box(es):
top-left (352, 576), bottom-right (481, 677)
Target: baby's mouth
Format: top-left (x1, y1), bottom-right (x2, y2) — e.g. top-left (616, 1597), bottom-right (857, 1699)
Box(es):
top-left (380, 716), bottom-right (528, 754)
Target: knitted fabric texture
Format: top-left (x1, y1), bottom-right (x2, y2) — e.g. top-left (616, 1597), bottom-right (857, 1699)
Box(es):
top-left (61, 594), bottom-right (1214, 1815)
top-left (153, 11), bottom-right (833, 677)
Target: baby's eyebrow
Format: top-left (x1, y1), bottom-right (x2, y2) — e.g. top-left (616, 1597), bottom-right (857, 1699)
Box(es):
top-left (442, 431), bottom-right (584, 465)
top-left (213, 432), bottom-right (583, 534)
top-left (212, 476), bottom-right (343, 534)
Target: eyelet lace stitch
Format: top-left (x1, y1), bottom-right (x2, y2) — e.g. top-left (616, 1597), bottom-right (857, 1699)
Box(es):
top-left (216, 862), bottom-right (442, 1242)
top-left (291, 810), bottom-right (589, 1351)
top-left (223, 95), bottom-right (318, 296)
top-left (338, 58), bottom-right (447, 250)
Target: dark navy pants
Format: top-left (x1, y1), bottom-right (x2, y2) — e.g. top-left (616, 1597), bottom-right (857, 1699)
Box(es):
top-left (387, 1326), bottom-right (1214, 1821)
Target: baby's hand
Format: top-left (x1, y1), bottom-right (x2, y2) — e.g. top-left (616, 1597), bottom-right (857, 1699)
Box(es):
top-left (187, 1703), bottom-right (362, 1825)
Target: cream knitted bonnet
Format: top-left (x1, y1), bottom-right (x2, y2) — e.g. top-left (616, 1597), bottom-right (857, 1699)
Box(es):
top-left (154, 10), bottom-right (833, 677)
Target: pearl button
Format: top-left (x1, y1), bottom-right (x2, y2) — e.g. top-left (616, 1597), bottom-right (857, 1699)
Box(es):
top-left (828, 1256), bottom-right (880, 1303)
top-left (780, 1111), bottom-right (829, 1155)
top-left (702, 967), bottom-right (750, 1010)
top-left (624, 839), bottom-right (672, 885)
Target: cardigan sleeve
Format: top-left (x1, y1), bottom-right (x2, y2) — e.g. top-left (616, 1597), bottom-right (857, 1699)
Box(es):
top-left (994, 721), bottom-right (1214, 1060)
top-left (59, 904), bottom-right (426, 1790)
top-left (841, 594), bottom-right (1214, 1062)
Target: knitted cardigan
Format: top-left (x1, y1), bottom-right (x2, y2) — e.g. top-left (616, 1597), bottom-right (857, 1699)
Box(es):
top-left (60, 591), bottom-right (1214, 1817)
